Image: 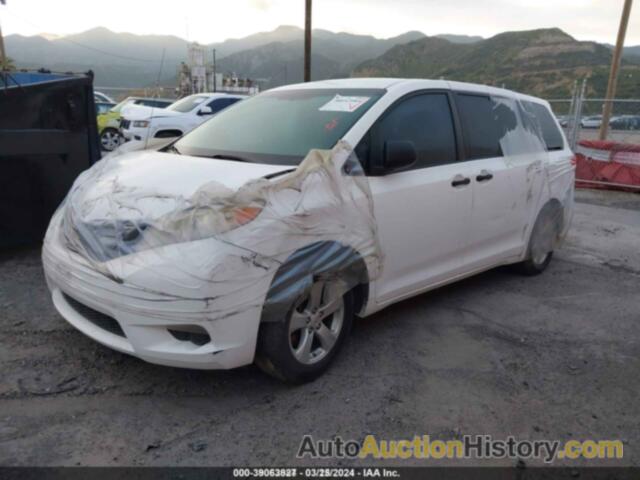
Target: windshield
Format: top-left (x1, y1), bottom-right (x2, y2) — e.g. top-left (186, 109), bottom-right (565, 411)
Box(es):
top-left (167, 95), bottom-right (210, 113)
top-left (173, 88), bottom-right (384, 165)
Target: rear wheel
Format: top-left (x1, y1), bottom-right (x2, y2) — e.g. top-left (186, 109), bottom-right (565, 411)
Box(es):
top-left (256, 278), bottom-right (354, 383)
top-left (514, 204), bottom-right (561, 276)
top-left (100, 128), bottom-right (121, 152)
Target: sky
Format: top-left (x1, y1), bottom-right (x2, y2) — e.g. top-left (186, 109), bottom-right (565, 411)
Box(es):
top-left (2, 0), bottom-right (639, 45)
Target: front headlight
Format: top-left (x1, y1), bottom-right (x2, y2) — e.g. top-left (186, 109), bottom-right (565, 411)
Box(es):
top-left (229, 206), bottom-right (263, 228)
top-left (64, 204), bottom-right (264, 262)
top-left (133, 120), bottom-right (150, 128)
top-left (157, 203), bottom-right (264, 241)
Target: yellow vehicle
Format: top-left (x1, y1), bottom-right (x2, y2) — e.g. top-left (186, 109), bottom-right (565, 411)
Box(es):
top-left (97, 97), bottom-right (174, 151)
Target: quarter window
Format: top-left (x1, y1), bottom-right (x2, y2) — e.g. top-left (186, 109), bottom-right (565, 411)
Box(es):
top-left (521, 101), bottom-right (565, 151)
top-left (369, 93), bottom-right (458, 171)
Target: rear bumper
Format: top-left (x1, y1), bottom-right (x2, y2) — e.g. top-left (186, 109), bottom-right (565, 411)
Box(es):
top-left (42, 215), bottom-right (272, 370)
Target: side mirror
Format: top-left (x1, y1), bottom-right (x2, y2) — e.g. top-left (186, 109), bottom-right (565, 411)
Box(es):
top-left (198, 106), bottom-right (213, 116)
top-left (383, 140), bottom-right (417, 173)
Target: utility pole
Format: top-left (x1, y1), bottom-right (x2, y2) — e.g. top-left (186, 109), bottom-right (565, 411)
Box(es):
top-left (599, 0), bottom-right (634, 140)
top-left (155, 48), bottom-right (166, 97)
top-left (304, 0), bottom-right (312, 82)
top-left (212, 48), bottom-right (217, 92)
top-left (0, 23), bottom-right (6, 71)
top-left (0, 0), bottom-right (7, 71)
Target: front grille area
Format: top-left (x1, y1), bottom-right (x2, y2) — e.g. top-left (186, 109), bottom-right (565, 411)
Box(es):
top-left (62, 293), bottom-right (126, 338)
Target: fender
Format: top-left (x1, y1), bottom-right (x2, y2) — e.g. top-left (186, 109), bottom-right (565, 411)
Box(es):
top-left (260, 241), bottom-right (370, 324)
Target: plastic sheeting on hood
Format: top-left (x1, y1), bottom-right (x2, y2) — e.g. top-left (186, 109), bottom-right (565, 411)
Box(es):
top-left (47, 141), bottom-right (381, 324)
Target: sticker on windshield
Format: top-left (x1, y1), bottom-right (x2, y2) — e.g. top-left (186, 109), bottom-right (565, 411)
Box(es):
top-left (319, 95), bottom-right (370, 113)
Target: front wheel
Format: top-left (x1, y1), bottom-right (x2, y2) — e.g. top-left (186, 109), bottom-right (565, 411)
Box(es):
top-left (100, 128), bottom-right (121, 152)
top-left (256, 279), bottom-right (354, 383)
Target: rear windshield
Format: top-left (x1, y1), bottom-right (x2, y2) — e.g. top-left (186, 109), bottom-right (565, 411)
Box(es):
top-left (136, 99), bottom-right (173, 108)
top-left (174, 88), bottom-right (384, 165)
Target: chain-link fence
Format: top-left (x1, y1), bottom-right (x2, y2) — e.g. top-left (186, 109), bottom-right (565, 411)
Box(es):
top-left (94, 86), bottom-right (179, 103)
top-left (548, 80), bottom-right (640, 191)
top-left (95, 84), bottom-right (261, 103)
top-left (548, 81), bottom-right (640, 149)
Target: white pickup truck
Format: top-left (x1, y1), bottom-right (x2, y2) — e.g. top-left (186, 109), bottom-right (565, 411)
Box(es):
top-left (120, 93), bottom-right (245, 149)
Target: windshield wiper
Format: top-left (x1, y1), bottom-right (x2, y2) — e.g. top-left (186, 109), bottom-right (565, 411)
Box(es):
top-left (164, 144), bottom-right (182, 155)
top-left (264, 168), bottom-right (296, 179)
top-left (210, 154), bottom-right (253, 163)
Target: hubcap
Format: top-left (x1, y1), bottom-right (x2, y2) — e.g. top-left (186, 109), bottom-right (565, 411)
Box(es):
top-left (288, 280), bottom-right (344, 365)
top-left (101, 131), bottom-right (120, 151)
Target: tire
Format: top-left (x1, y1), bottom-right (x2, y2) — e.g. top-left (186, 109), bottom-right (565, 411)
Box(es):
top-left (100, 128), bottom-right (121, 152)
top-left (514, 204), bottom-right (561, 276)
top-left (256, 279), bottom-right (354, 383)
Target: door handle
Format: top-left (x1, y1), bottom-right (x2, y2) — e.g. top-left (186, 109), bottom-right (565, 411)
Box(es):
top-left (451, 175), bottom-right (471, 187)
top-left (476, 170), bottom-right (494, 182)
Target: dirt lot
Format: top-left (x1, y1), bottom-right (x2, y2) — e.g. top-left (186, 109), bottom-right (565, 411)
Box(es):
top-left (1, 188), bottom-right (639, 467)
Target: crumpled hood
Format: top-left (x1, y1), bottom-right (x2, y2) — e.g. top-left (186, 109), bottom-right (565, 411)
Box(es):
top-left (60, 150), bottom-right (292, 264)
top-left (67, 150), bottom-right (291, 223)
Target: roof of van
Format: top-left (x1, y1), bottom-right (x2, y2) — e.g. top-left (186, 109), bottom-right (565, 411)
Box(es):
top-left (273, 78), bottom-right (547, 104)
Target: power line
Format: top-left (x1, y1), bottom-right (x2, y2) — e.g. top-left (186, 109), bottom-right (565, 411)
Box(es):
top-left (3, 7), bottom-right (163, 64)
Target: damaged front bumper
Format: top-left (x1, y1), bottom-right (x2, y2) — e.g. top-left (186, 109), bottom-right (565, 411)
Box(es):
top-left (42, 212), bottom-right (273, 370)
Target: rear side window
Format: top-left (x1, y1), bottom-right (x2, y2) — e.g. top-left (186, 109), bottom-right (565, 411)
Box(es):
top-left (521, 101), bottom-right (565, 151)
top-left (455, 94), bottom-right (506, 160)
top-left (370, 93), bottom-right (457, 170)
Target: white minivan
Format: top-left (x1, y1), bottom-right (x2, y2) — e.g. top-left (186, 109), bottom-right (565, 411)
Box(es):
top-left (43, 79), bottom-right (575, 383)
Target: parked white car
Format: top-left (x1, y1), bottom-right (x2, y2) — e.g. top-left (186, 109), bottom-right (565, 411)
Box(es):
top-left (120, 93), bottom-right (245, 147)
top-left (580, 115), bottom-right (602, 129)
top-left (43, 79), bottom-right (575, 383)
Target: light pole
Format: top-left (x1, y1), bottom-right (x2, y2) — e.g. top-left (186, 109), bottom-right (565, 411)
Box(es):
top-left (212, 48), bottom-right (217, 92)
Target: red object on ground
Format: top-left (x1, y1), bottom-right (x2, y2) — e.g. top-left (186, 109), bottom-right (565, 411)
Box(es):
top-left (574, 140), bottom-right (640, 191)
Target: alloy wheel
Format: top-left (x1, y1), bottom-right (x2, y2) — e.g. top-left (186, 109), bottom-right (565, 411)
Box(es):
top-left (100, 130), bottom-right (121, 151)
top-left (288, 280), bottom-right (344, 365)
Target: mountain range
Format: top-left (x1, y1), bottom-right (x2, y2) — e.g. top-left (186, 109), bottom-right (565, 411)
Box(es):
top-left (6, 26), bottom-right (426, 87)
top-left (353, 28), bottom-right (640, 98)
top-left (5, 26), bottom-right (640, 98)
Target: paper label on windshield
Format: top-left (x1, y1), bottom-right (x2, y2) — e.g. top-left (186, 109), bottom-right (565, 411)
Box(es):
top-left (319, 95), bottom-right (370, 113)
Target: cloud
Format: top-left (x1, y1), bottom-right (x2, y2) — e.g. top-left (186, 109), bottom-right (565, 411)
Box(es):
top-left (249, 0), bottom-right (274, 11)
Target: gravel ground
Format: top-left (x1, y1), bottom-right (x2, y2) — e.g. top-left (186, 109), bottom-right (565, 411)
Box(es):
top-left (0, 188), bottom-right (639, 467)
